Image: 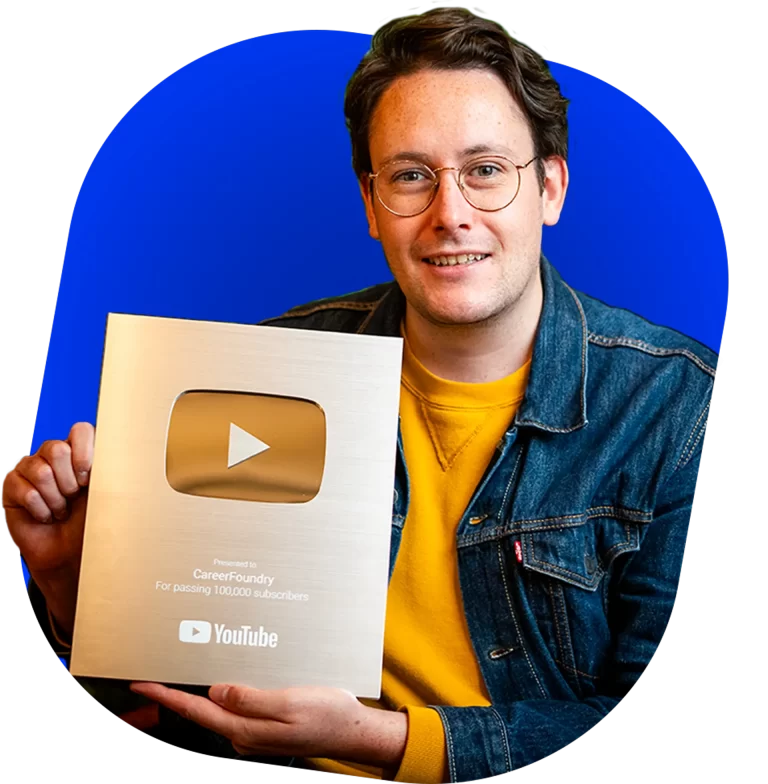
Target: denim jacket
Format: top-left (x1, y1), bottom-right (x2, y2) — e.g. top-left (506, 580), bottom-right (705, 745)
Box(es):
top-left (32, 256), bottom-right (716, 781)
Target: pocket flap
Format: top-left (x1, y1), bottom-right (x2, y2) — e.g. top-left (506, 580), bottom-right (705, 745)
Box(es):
top-left (520, 518), bottom-right (641, 591)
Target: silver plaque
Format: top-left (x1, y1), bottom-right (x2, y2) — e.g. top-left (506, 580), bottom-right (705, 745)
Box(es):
top-left (69, 313), bottom-right (403, 698)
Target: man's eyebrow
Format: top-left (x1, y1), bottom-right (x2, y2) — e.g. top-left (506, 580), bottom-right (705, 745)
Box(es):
top-left (375, 144), bottom-right (524, 170)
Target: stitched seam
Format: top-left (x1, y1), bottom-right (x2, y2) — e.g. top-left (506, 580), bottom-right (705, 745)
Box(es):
top-left (676, 401), bottom-right (710, 470)
top-left (514, 505), bottom-right (650, 526)
top-left (357, 289), bottom-right (393, 333)
top-left (497, 541), bottom-right (546, 697)
top-left (419, 399), bottom-right (450, 471)
top-left (554, 659), bottom-right (601, 680)
top-left (564, 284), bottom-right (589, 424)
top-left (400, 375), bottom-right (523, 412)
top-left (443, 422), bottom-right (486, 470)
top-left (498, 446), bottom-right (525, 519)
top-left (683, 420), bottom-right (708, 469)
top-left (678, 417), bottom-right (709, 466)
top-left (515, 418), bottom-right (582, 434)
top-left (551, 582), bottom-right (578, 677)
top-left (435, 707), bottom-right (457, 782)
top-left (601, 525), bottom-right (634, 563)
top-left (457, 507), bottom-right (651, 548)
top-left (261, 300), bottom-right (377, 323)
top-left (588, 332), bottom-right (716, 378)
top-left (414, 396), bottom-right (491, 471)
top-left (548, 582), bottom-right (569, 669)
top-left (675, 400), bottom-right (712, 470)
top-left (490, 707), bottom-right (513, 772)
top-left (530, 539), bottom-right (601, 584)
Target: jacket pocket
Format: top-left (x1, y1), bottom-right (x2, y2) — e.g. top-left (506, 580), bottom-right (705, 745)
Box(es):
top-left (511, 513), bottom-right (646, 695)
top-left (518, 513), bottom-right (643, 591)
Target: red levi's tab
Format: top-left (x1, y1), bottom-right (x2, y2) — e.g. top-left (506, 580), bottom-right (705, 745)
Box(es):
top-left (514, 540), bottom-right (523, 564)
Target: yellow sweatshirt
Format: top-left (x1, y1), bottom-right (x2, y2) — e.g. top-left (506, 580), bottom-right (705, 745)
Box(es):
top-left (308, 326), bottom-right (530, 782)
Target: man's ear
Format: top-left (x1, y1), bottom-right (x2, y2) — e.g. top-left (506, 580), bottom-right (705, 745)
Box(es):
top-left (359, 177), bottom-right (381, 240)
top-left (541, 156), bottom-right (569, 227)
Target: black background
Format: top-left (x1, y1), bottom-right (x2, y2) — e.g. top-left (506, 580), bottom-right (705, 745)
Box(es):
top-left (0, 3), bottom-right (736, 781)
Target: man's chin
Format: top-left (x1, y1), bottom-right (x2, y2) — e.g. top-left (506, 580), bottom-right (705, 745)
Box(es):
top-left (416, 300), bottom-right (501, 329)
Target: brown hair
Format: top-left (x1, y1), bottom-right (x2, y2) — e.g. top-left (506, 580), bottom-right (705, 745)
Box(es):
top-left (344, 6), bottom-right (569, 189)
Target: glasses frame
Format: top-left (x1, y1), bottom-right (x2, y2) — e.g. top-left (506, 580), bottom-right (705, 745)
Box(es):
top-left (368, 155), bottom-right (539, 217)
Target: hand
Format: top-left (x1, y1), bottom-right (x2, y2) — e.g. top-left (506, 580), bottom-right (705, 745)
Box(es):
top-left (3, 421), bottom-right (94, 634)
top-left (130, 682), bottom-right (408, 769)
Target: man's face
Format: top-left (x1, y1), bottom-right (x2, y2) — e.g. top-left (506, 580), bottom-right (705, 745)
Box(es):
top-left (361, 68), bottom-right (567, 328)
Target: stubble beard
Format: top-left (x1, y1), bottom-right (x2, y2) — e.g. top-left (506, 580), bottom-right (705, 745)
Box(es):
top-left (402, 252), bottom-right (542, 337)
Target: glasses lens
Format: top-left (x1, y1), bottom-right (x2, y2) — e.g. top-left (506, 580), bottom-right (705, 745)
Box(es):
top-left (460, 157), bottom-right (521, 211)
top-left (375, 162), bottom-right (436, 216)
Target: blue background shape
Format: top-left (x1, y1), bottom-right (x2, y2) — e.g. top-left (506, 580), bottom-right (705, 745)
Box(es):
top-left (25, 30), bottom-right (728, 581)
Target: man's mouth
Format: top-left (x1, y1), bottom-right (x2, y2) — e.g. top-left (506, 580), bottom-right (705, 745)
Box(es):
top-left (422, 253), bottom-right (490, 267)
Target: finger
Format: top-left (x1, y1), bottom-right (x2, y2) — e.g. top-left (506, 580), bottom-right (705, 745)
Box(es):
top-left (129, 683), bottom-right (245, 738)
top-left (38, 440), bottom-right (79, 498)
top-left (3, 471), bottom-right (53, 523)
top-left (15, 457), bottom-right (67, 520)
top-left (130, 683), bottom-right (289, 751)
top-left (69, 422), bottom-right (94, 487)
top-left (209, 684), bottom-right (291, 720)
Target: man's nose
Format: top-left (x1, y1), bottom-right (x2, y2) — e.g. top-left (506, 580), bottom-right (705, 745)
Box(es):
top-left (429, 170), bottom-right (474, 232)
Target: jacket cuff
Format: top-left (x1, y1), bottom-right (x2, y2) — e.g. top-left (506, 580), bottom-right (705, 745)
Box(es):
top-left (433, 706), bottom-right (511, 782)
top-left (394, 706), bottom-right (447, 783)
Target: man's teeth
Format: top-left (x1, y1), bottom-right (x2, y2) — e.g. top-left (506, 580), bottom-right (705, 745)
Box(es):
top-left (425, 253), bottom-right (489, 266)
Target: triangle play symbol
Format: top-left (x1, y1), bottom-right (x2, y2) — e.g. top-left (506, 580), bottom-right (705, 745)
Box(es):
top-left (192, 627), bottom-right (200, 636)
top-left (228, 423), bottom-right (270, 469)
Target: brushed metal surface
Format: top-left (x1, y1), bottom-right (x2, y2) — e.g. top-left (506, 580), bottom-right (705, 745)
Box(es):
top-left (69, 313), bottom-right (403, 698)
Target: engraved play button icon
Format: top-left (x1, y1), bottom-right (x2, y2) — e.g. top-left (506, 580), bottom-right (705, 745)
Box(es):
top-left (166, 391), bottom-right (326, 503)
top-left (228, 423), bottom-right (270, 468)
top-left (179, 620), bottom-right (212, 643)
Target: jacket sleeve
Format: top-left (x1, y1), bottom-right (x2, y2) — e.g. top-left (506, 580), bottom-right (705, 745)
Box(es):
top-left (431, 445), bottom-right (702, 781)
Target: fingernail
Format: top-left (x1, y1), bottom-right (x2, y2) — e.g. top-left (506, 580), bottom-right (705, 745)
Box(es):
top-left (77, 471), bottom-right (89, 486)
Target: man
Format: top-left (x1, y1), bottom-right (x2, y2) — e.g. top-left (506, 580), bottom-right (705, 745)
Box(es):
top-left (3, 7), bottom-right (716, 782)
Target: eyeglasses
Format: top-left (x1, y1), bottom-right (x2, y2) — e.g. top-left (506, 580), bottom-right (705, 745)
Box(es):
top-left (368, 155), bottom-right (538, 217)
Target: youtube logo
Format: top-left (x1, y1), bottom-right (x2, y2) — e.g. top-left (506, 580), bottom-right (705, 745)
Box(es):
top-left (166, 391), bottom-right (326, 503)
top-left (179, 620), bottom-right (212, 644)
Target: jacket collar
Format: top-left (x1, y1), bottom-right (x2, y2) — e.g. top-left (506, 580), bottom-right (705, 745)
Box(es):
top-left (360, 255), bottom-right (588, 434)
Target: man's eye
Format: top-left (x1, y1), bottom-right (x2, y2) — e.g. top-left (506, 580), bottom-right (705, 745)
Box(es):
top-left (392, 169), bottom-right (429, 183)
top-left (470, 163), bottom-right (502, 178)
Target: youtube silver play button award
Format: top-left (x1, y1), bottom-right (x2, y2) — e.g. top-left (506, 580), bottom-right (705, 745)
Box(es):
top-left (69, 313), bottom-right (402, 697)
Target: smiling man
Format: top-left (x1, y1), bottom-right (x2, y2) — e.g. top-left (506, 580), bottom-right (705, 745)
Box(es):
top-left (5, 7), bottom-right (717, 783)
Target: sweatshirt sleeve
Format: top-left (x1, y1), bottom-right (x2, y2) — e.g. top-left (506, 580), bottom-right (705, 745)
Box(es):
top-left (394, 705), bottom-right (448, 783)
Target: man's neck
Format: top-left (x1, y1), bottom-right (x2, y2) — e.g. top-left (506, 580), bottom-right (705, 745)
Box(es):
top-left (403, 274), bottom-right (543, 384)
